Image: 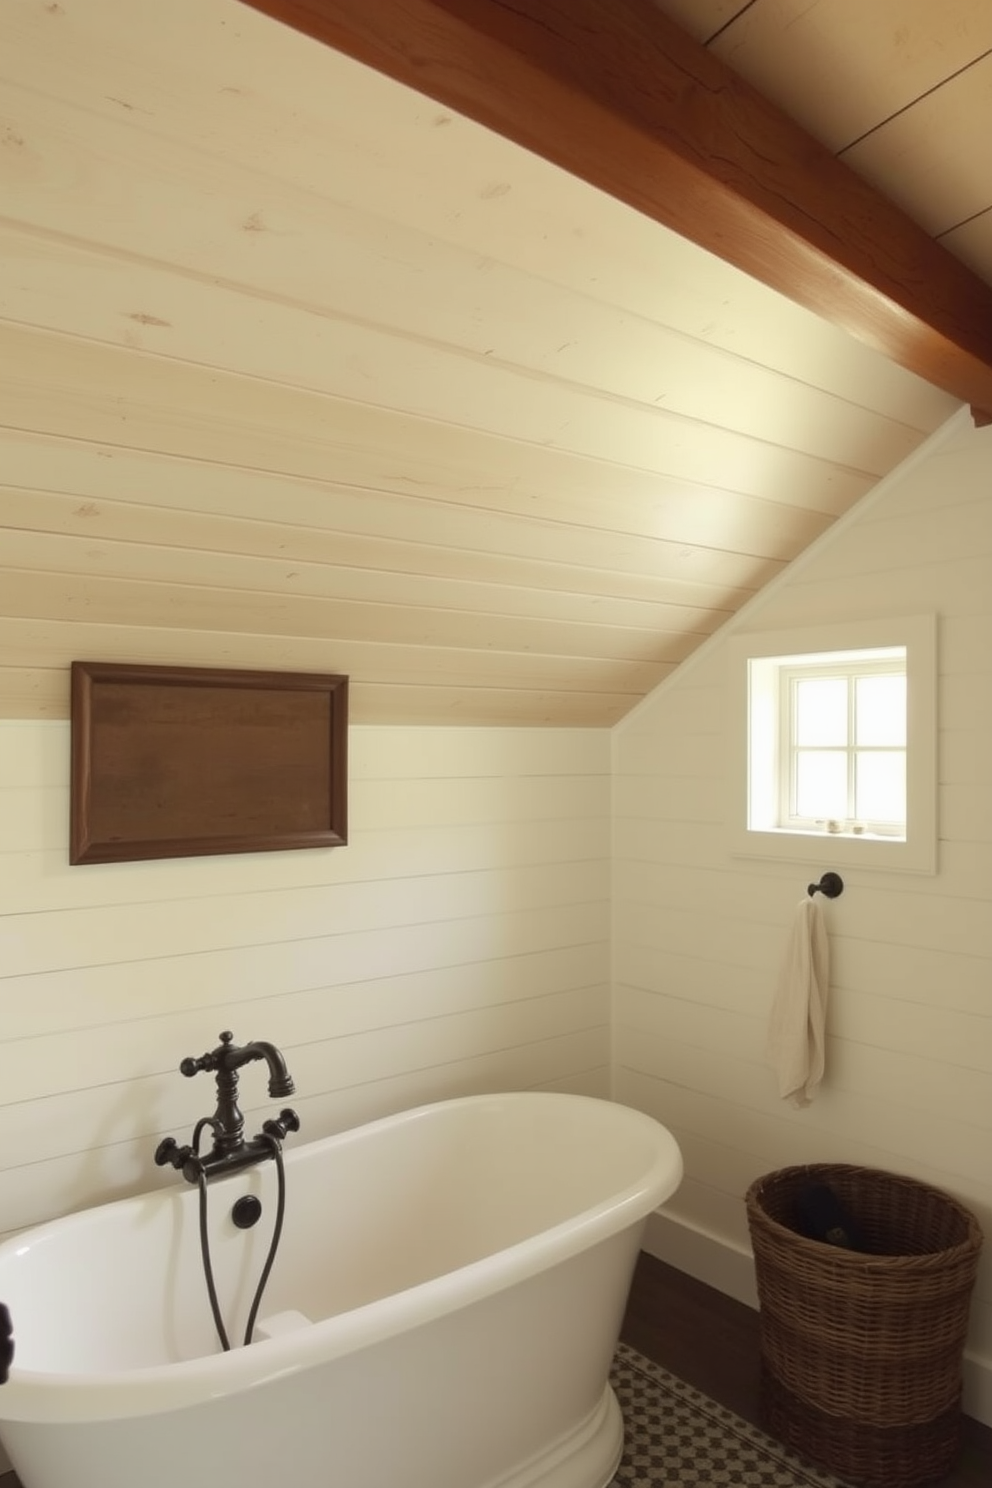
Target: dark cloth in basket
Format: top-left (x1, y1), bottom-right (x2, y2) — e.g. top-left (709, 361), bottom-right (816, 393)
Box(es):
top-left (795, 1181), bottom-right (866, 1251)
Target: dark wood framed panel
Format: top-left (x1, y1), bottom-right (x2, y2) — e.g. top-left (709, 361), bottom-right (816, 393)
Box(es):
top-left (70, 662), bottom-right (348, 865)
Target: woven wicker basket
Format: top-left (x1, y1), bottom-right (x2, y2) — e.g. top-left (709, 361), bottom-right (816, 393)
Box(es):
top-left (745, 1164), bottom-right (982, 1488)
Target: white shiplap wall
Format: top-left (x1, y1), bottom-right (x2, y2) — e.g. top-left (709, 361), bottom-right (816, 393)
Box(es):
top-left (613, 411), bottom-right (992, 1415)
top-left (0, 725), bottom-right (611, 1240)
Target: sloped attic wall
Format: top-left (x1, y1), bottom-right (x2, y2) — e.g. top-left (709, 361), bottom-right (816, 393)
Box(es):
top-left (613, 411), bottom-right (992, 1417)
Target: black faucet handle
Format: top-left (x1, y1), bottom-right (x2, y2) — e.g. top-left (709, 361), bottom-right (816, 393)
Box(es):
top-left (155, 1137), bottom-right (192, 1169)
top-left (180, 1053), bottom-right (213, 1078)
top-left (180, 1030), bottom-right (235, 1077)
top-left (155, 1138), bottom-right (204, 1184)
top-left (180, 1035), bottom-right (231, 1077)
top-left (262, 1108), bottom-right (301, 1142)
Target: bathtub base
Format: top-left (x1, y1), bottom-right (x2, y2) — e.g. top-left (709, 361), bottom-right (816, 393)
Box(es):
top-left (2, 1390), bottom-right (622, 1488)
top-left (496, 1384), bottom-right (624, 1488)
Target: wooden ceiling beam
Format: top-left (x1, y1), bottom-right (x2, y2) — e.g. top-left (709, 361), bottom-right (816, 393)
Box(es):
top-left (239, 0), bottom-right (992, 415)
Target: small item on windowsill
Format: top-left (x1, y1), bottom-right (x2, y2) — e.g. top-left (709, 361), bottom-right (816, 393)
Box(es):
top-left (795, 1181), bottom-right (866, 1251)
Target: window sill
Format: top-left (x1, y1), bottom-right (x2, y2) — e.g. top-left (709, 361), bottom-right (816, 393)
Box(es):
top-left (729, 825), bottom-right (933, 875)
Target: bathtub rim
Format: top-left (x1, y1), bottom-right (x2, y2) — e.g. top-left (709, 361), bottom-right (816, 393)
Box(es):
top-left (0, 1091), bottom-right (682, 1423)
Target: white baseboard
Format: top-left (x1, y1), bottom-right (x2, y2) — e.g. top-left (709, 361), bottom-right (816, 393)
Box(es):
top-left (643, 1208), bottom-right (758, 1310)
top-left (642, 1207), bottom-right (992, 1430)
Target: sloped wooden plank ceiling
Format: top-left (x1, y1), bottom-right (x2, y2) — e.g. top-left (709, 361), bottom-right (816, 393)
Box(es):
top-left (0, 0), bottom-right (988, 725)
top-left (244, 0), bottom-right (992, 411)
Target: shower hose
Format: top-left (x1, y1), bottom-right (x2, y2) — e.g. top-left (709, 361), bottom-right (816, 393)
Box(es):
top-left (191, 1120), bottom-right (287, 1351)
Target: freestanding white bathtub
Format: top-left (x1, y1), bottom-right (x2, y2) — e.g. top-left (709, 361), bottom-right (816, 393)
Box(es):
top-left (0, 1092), bottom-right (682, 1488)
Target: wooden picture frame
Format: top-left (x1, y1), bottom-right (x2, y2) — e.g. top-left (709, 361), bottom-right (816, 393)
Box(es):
top-left (70, 662), bottom-right (348, 865)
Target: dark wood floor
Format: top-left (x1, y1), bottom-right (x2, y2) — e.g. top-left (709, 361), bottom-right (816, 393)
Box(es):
top-left (621, 1251), bottom-right (992, 1488)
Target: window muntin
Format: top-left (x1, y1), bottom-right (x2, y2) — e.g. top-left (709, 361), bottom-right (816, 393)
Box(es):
top-left (780, 656), bottom-right (906, 835)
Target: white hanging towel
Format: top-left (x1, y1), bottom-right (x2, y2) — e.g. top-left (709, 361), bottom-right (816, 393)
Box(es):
top-left (766, 894), bottom-right (830, 1107)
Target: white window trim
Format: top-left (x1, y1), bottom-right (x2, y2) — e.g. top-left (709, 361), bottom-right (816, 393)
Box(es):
top-left (727, 615), bottom-right (937, 875)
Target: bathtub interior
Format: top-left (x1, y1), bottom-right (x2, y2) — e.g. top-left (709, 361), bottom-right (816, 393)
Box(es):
top-left (0, 1093), bottom-right (678, 1376)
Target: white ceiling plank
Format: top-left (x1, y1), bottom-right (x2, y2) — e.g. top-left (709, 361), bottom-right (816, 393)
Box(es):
top-left (0, 470), bottom-right (826, 576)
top-left (843, 55), bottom-right (992, 237)
top-left (0, 324), bottom-right (880, 519)
top-left (688, 0), bottom-right (992, 153)
top-left (0, 535), bottom-right (706, 665)
top-left (0, 451), bottom-right (781, 587)
top-left (940, 211), bottom-right (992, 284)
top-left (0, 432), bottom-right (762, 611)
top-left (0, 491), bottom-right (736, 637)
top-left (0, 609), bottom-right (673, 697)
top-left (0, 224), bottom-right (935, 471)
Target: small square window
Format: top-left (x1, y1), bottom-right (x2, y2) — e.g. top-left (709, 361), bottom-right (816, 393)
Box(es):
top-left (779, 653), bottom-right (906, 835)
top-left (727, 616), bottom-right (936, 874)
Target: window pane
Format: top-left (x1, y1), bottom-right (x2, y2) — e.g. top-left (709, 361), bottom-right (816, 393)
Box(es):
top-left (856, 751), bottom-right (906, 824)
top-left (856, 674), bottom-right (906, 746)
top-left (795, 677), bottom-right (847, 746)
top-left (795, 751), bottom-right (848, 819)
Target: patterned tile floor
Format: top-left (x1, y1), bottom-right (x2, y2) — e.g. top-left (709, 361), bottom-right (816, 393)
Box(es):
top-left (611, 1343), bottom-right (852, 1488)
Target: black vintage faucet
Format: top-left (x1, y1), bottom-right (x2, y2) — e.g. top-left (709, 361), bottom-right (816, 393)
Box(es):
top-left (155, 1031), bottom-right (300, 1184)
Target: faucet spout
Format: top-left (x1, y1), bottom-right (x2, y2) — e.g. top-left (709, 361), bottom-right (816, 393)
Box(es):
top-left (231, 1040), bottom-right (295, 1100)
top-left (181, 1031), bottom-right (295, 1096)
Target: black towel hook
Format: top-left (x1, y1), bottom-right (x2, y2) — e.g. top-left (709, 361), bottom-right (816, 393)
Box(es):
top-left (808, 872), bottom-right (844, 899)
